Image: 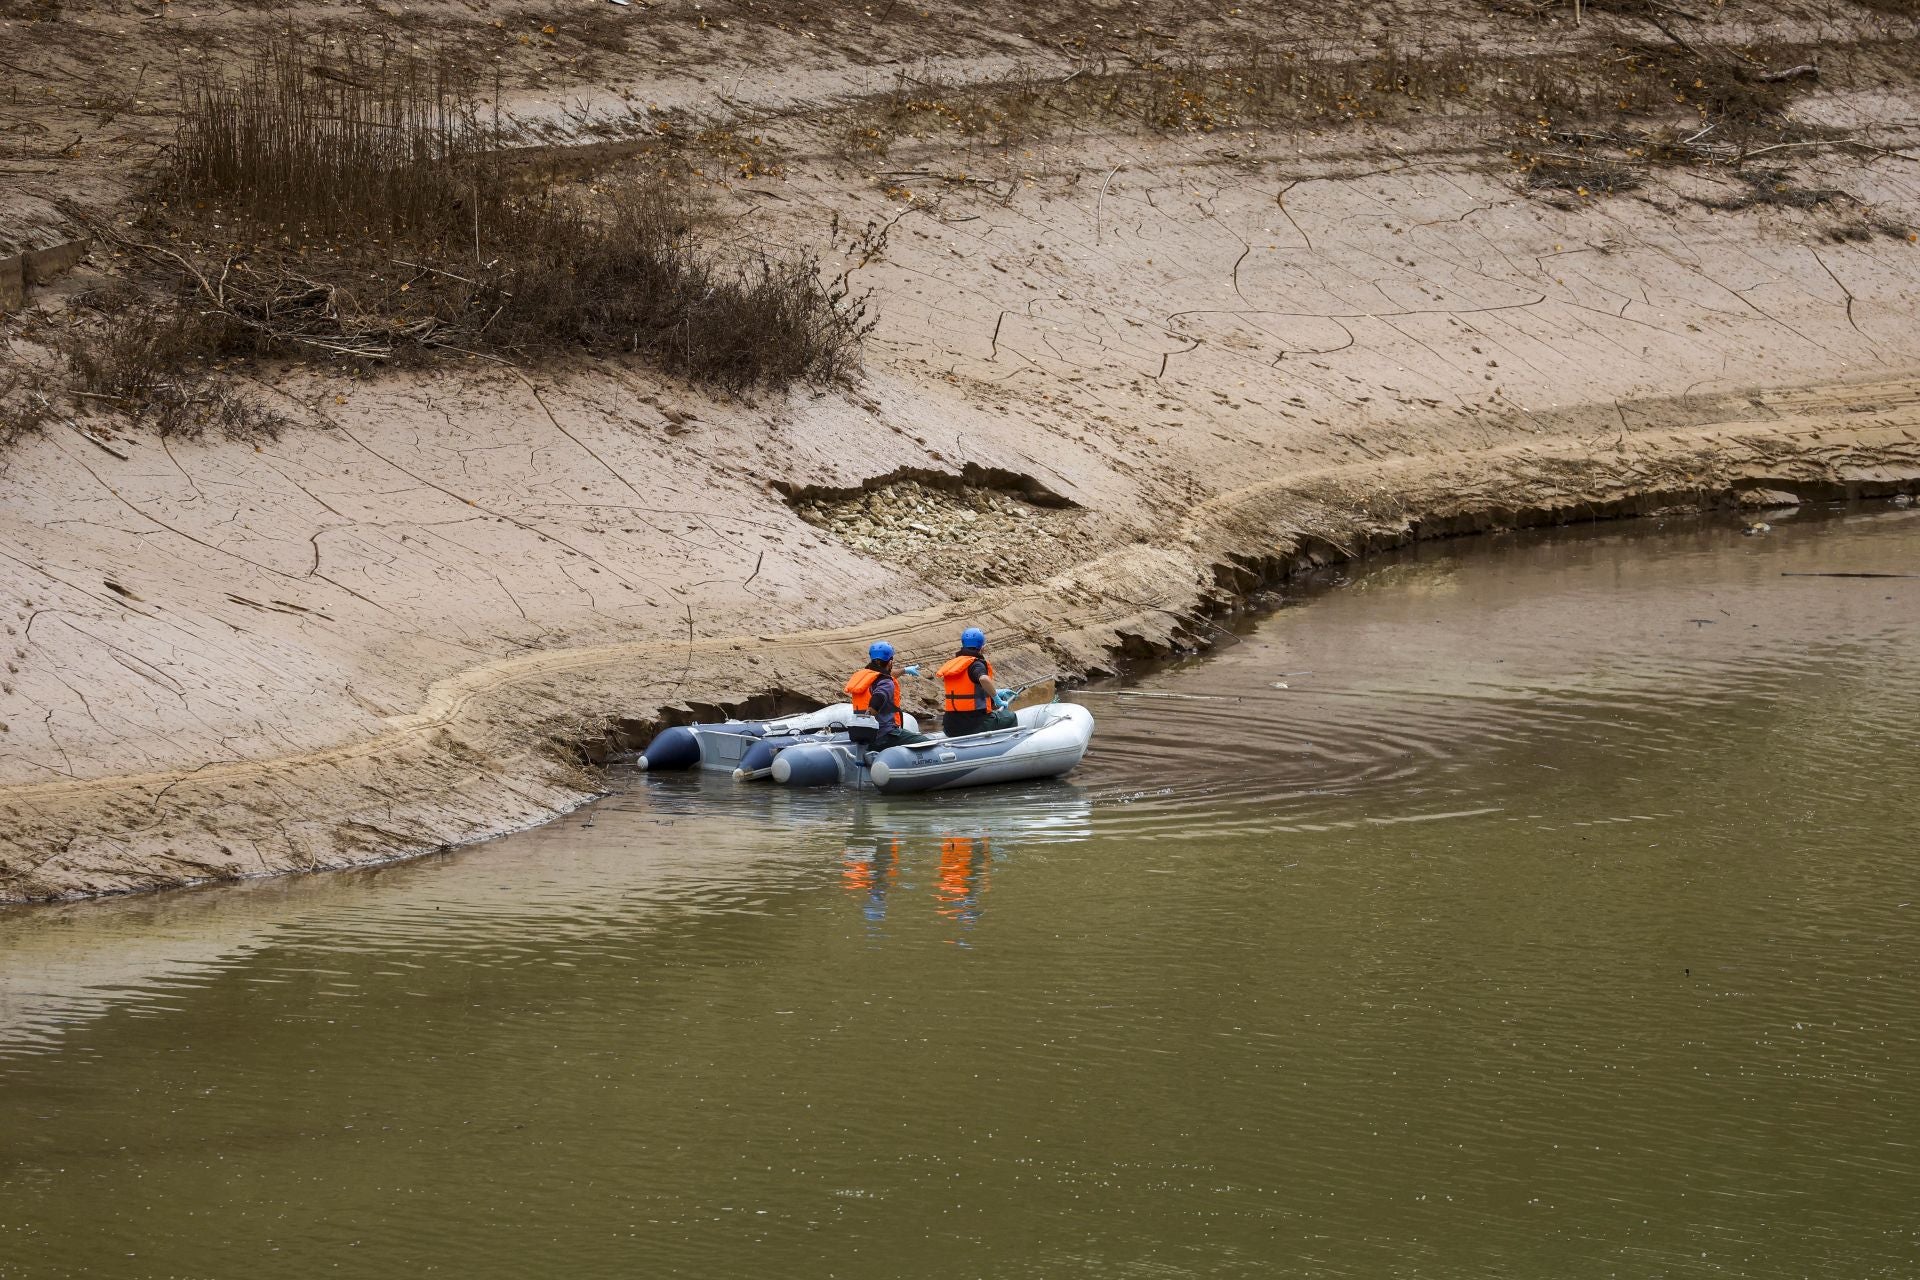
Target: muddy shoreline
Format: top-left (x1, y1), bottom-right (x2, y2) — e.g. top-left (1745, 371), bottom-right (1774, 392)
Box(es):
top-left (4, 396), bottom-right (1916, 903)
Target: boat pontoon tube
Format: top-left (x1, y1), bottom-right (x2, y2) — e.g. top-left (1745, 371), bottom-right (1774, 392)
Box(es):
top-left (868, 704), bottom-right (1094, 794)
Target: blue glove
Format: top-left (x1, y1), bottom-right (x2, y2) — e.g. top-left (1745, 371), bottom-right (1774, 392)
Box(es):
top-left (902, 664), bottom-right (920, 676)
top-left (993, 688), bottom-right (1015, 709)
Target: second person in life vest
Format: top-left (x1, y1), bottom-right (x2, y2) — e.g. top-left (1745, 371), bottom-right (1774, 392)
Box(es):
top-left (939, 627), bottom-right (1017, 737)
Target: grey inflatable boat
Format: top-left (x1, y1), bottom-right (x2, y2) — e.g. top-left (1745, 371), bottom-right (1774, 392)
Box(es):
top-left (770, 703), bottom-right (1095, 794)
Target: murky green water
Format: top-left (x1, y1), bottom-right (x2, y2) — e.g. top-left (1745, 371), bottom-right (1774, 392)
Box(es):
top-left (4, 505), bottom-right (1918, 1279)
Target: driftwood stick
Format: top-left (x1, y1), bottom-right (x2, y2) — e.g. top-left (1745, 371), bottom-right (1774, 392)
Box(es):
top-left (1780, 572), bottom-right (1919, 579)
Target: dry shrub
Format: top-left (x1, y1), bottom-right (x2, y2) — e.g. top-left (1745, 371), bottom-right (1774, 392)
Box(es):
top-left (1712, 170), bottom-right (1850, 211)
top-left (1708, 170), bottom-right (1913, 240)
top-left (146, 36), bottom-right (868, 391)
top-left (0, 368), bottom-right (55, 447)
top-left (1518, 153), bottom-right (1646, 195)
top-left (60, 307), bottom-right (289, 441)
top-left (479, 196), bottom-right (869, 387)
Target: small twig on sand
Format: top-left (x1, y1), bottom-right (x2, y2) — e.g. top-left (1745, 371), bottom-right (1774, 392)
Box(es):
top-left (39, 395), bottom-right (132, 460)
top-left (1741, 137), bottom-right (1918, 163)
top-left (422, 340), bottom-right (512, 365)
top-left (667, 601), bottom-right (696, 697)
top-left (1642, 7), bottom-right (1706, 61)
top-left (391, 258), bottom-right (506, 292)
top-left (1095, 164), bottom-right (1121, 245)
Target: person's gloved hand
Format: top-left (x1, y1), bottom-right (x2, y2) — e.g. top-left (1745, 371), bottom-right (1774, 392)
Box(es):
top-left (902, 664), bottom-right (921, 676)
top-left (993, 689), bottom-right (1016, 709)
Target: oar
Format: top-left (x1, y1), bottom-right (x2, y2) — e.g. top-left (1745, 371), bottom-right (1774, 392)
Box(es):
top-left (1006, 678), bottom-right (1057, 711)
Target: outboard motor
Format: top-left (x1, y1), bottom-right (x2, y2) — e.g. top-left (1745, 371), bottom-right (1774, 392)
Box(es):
top-left (734, 735), bottom-right (799, 780)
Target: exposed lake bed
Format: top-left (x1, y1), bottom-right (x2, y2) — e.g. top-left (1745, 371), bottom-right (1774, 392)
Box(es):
top-left (3, 504), bottom-right (1917, 1278)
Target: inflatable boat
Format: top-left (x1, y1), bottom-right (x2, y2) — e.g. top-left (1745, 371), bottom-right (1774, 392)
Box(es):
top-left (636, 702), bottom-right (923, 777)
top-left (770, 703), bottom-right (1095, 794)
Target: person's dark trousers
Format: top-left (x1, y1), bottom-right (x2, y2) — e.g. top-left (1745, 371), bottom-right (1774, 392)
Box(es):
top-left (942, 708), bottom-right (1016, 737)
top-left (873, 728), bottom-right (929, 750)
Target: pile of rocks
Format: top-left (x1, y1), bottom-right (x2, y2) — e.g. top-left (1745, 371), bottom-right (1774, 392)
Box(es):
top-left (793, 479), bottom-right (1079, 585)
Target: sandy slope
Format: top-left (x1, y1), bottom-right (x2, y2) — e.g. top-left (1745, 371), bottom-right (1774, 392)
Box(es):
top-left (3, 0), bottom-right (1920, 898)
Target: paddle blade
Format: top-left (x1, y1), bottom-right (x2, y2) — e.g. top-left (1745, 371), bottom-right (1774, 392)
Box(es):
top-left (1010, 678), bottom-right (1057, 710)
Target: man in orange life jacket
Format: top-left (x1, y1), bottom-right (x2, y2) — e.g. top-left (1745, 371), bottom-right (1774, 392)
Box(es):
top-left (940, 627), bottom-right (1017, 737)
top-left (845, 641), bottom-right (927, 751)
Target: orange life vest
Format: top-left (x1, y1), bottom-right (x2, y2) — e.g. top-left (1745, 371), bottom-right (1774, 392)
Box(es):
top-left (845, 667), bottom-right (881, 712)
top-left (846, 667), bottom-right (902, 730)
top-left (939, 652), bottom-right (995, 713)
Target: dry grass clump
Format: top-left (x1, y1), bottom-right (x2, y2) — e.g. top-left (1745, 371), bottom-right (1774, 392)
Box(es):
top-left (1705, 169), bottom-right (1914, 241)
top-left (1713, 170), bottom-right (1852, 212)
top-left (1, 303), bottom-right (284, 446)
top-left (58, 305), bottom-right (290, 441)
top-left (131, 36), bottom-right (869, 391)
top-left (631, 110), bottom-right (790, 179)
top-left (1519, 153), bottom-right (1647, 195)
top-left (0, 367), bottom-right (56, 448)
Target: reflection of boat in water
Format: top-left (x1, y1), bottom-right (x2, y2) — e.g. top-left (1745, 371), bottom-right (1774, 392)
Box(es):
top-left (639, 703), bottom-right (1095, 795)
top-left (640, 768), bottom-right (1095, 849)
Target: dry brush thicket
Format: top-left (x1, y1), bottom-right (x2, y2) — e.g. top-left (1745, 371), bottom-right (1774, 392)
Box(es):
top-left (8, 35), bottom-right (873, 446)
top-left (153, 41), bottom-right (868, 384)
top-left (836, 10), bottom-right (1911, 213)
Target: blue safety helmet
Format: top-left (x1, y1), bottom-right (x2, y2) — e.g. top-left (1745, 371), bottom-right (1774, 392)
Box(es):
top-left (961, 627), bottom-right (986, 649)
top-left (868, 640), bottom-right (895, 662)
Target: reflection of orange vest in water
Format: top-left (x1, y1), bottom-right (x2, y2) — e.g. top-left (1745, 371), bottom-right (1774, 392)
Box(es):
top-left (937, 834), bottom-right (990, 928)
top-left (938, 835), bottom-right (976, 898)
top-left (939, 653), bottom-right (995, 713)
top-left (842, 837), bottom-right (901, 901)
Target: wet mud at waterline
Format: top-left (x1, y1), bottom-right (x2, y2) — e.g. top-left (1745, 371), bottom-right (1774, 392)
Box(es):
top-left (2, 506), bottom-right (1917, 1277)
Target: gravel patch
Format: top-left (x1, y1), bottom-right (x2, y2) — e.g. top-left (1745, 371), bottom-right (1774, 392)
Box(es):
top-left (793, 479), bottom-right (1083, 586)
